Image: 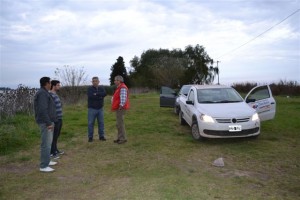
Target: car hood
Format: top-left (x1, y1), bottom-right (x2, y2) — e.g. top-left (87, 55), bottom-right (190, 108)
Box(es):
top-left (197, 102), bottom-right (256, 118)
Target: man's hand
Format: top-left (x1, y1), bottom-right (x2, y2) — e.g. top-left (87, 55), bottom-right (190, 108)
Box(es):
top-left (47, 125), bottom-right (54, 131)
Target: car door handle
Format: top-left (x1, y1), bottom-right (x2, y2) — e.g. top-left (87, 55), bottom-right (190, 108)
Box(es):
top-left (271, 102), bottom-right (275, 105)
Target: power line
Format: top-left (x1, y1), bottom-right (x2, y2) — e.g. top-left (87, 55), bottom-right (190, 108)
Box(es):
top-left (217, 8), bottom-right (300, 59)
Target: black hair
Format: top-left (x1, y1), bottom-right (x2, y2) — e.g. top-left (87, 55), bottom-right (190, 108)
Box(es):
top-left (40, 77), bottom-right (50, 87)
top-left (51, 80), bottom-right (60, 89)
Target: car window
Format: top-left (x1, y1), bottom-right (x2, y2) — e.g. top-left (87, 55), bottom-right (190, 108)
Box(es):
top-left (247, 86), bottom-right (270, 101)
top-left (180, 86), bottom-right (192, 96)
top-left (161, 86), bottom-right (175, 95)
top-left (187, 90), bottom-right (195, 102)
top-left (197, 88), bottom-right (243, 103)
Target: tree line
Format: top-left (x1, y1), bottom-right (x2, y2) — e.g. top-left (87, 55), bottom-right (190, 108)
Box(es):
top-left (110, 44), bottom-right (218, 89)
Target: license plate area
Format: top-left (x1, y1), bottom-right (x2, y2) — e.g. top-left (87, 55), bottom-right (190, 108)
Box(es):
top-left (229, 125), bottom-right (242, 132)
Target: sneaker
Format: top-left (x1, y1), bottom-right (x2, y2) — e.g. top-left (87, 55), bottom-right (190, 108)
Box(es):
top-left (113, 139), bottom-right (120, 143)
top-left (56, 150), bottom-right (64, 155)
top-left (40, 167), bottom-right (55, 172)
top-left (88, 138), bottom-right (93, 142)
top-left (51, 154), bottom-right (60, 159)
top-left (49, 161), bottom-right (58, 166)
top-left (99, 137), bottom-right (106, 141)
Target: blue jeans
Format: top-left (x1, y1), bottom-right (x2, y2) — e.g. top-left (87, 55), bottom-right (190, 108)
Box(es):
top-left (38, 123), bottom-right (54, 168)
top-left (88, 108), bottom-right (105, 139)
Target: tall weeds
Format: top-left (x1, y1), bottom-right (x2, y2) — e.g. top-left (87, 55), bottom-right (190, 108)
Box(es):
top-left (0, 85), bottom-right (37, 120)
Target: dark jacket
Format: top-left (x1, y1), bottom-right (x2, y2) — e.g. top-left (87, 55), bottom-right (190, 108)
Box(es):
top-left (87, 86), bottom-right (107, 109)
top-left (34, 87), bottom-right (57, 126)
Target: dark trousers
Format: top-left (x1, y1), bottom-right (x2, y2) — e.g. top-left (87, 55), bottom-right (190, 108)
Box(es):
top-left (51, 119), bottom-right (62, 154)
top-left (116, 110), bottom-right (126, 141)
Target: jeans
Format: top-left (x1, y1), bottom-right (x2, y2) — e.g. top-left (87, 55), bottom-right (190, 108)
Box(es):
top-left (88, 108), bottom-right (105, 139)
top-left (39, 123), bottom-right (54, 168)
top-left (51, 119), bottom-right (62, 155)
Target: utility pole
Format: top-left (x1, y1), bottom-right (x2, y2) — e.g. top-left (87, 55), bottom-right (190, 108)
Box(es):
top-left (217, 61), bottom-right (220, 85)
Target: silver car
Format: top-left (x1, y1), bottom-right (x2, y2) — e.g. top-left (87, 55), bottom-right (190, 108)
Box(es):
top-left (160, 85), bottom-right (276, 140)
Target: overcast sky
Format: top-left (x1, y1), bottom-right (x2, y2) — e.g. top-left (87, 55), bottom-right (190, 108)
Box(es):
top-left (1, 0), bottom-right (299, 89)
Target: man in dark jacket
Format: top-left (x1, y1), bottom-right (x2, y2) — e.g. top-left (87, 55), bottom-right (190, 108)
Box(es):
top-left (87, 76), bottom-right (107, 142)
top-left (34, 77), bottom-right (57, 172)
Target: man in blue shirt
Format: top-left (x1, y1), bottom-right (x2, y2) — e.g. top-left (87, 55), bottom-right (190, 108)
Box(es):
top-left (87, 77), bottom-right (107, 142)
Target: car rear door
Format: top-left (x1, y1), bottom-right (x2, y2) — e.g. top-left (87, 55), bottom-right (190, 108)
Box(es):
top-left (160, 86), bottom-right (176, 107)
top-left (245, 85), bottom-right (276, 121)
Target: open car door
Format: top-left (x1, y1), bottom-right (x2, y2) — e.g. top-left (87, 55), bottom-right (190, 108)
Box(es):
top-left (160, 86), bottom-right (176, 107)
top-left (245, 85), bottom-right (276, 121)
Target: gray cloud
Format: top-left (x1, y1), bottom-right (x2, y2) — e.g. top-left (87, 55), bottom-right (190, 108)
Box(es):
top-left (1, 0), bottom-right (299, 88)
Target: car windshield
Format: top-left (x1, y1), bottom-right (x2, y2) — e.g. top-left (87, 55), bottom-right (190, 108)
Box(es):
top-left (197, 88), bottom-right (243, 103)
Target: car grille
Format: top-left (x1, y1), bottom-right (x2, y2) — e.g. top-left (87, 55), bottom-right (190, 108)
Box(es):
top-left (203, 127), bottom-right (259, 136)
top-left (215, 117), bottom-right (250, 123)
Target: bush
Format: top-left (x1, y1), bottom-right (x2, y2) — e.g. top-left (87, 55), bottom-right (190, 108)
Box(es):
top-left (58, 85), bottom-right (116, 105)
top-left (232, 80), bottom-right (300, 97)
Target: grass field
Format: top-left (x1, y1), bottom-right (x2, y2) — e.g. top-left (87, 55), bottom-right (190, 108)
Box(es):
top-left (0, 93), bottom-right (299, 200)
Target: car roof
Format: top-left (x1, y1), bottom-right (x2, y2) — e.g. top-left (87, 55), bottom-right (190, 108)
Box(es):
top-left (190, 84), bottom-right (232, 89)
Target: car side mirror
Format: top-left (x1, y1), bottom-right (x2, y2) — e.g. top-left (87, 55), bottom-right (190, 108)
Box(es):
top-left (186, 100), bottom-right (194, 105)
top-left (246, 98), bottom-right (256, 103)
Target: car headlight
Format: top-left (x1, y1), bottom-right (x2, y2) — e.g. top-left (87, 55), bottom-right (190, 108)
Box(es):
top-left (251, 113), bottom-right (259, 121)
top-left (200, 114), bottom-right (214, 123)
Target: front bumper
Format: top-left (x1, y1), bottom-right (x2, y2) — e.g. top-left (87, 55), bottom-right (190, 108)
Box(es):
top-left (199, 120), bottom-right (260, 138)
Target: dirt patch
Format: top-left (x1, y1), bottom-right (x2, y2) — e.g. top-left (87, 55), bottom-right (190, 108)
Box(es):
top-left (219, 169), bottom-right (270, 181)
top-left (0, 162), bottom-right (35, 174)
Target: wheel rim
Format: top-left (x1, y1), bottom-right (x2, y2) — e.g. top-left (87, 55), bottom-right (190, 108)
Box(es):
top-left (192, 123), bottom-right (200, 140)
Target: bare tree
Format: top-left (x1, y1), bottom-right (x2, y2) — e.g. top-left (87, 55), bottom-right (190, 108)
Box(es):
top-left (54, 65), bottom-right (88, 86)
top-left (54, 65), bottom-right (88, 104)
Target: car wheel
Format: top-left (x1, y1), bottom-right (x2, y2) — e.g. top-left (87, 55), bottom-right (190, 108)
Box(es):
top-left (191, 121), bottom-right (202, 140)
top-left (179, 110), bottom-right (186, 125)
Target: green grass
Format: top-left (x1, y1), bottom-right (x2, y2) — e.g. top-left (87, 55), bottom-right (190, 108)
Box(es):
top-left (0, 93), bottom-right (299, 199)
top-left (0, 114), bottom-right (39, 156)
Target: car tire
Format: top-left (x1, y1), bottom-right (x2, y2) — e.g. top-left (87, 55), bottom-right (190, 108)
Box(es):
top-left (179, 110), bottom-right (186, 125)
top-left (191, 121), bottom-right (203, 141)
